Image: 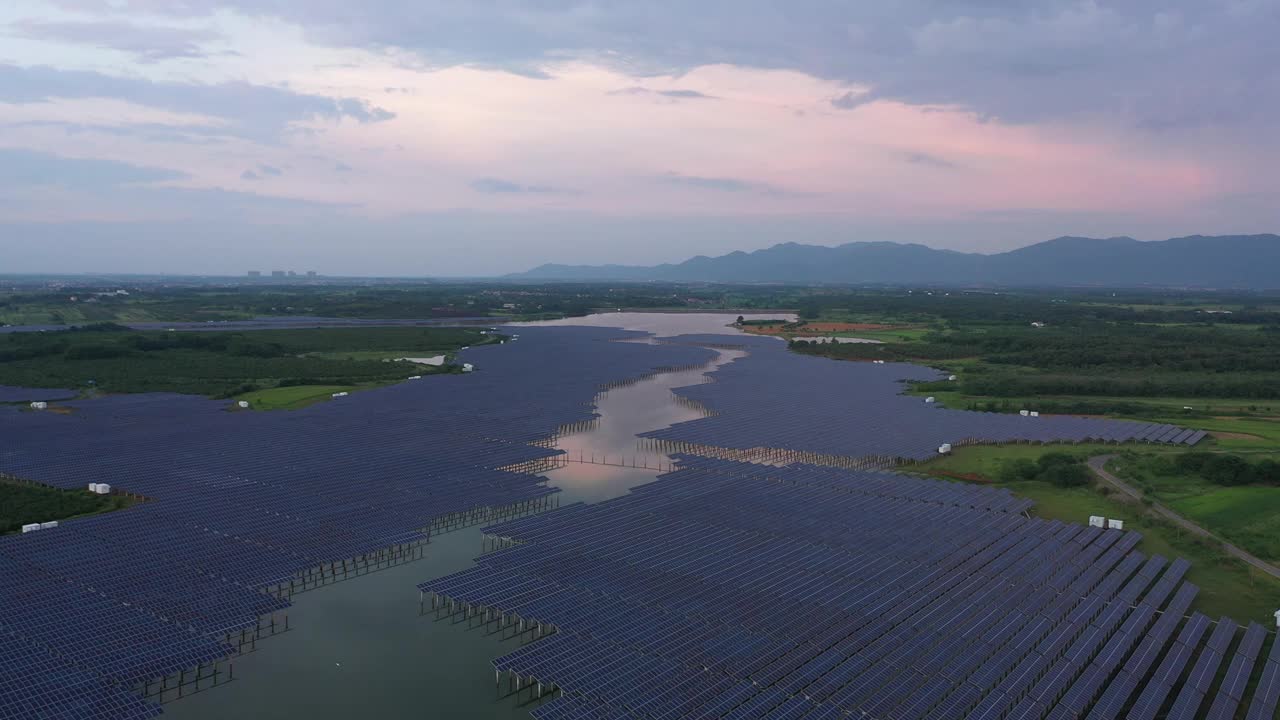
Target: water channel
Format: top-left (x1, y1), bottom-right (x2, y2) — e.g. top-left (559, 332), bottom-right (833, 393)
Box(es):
top-left (166, 312), bottom-right (789, 719)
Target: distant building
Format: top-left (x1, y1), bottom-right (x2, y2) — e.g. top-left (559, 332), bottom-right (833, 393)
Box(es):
top-left (287, 271), bottom-right (297, 277)
top-left (270, 270), bottom-right (286, 278)
top-left (247, 271), bottom-right (261, 278)
top-left (306, 271), bottom-right (317, 278)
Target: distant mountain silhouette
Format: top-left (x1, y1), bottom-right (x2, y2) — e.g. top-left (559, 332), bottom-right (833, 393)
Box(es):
top-left (509, 234), bottom-right (1280, 287)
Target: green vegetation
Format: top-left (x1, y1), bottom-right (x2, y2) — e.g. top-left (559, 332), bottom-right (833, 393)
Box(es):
top-left (235, 385), bottom-right (359, 411)
top-left (0, 482), bottom-right (131, 534)
top-left (0, 282), bottom-right (747, 327)
top-left (1108, 451), bottom-right (1280, 562)
top-left (997, 452), bottom-right (1092, 487)
top-left (0, 326), bottom-right (490, 399)
top-left (922, 444), bottom-right (1280, 624)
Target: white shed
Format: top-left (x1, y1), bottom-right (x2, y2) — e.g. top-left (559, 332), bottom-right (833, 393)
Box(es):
top-left (22, 523), bottom-right (41, 533)
top-left (1088, 515), bottom-right (1105, 528)
top-left (237, 400), bottom-right (250, 409)
top-left (39, 521), bottom-right (58, 530)
top-left (1019, 409), bottom-right (1030, 417)
top-left (924, 396), bottom-right (936, 404)
top-left (1107, 519), bottom-right (1124, 530)
top-left (94, 483), bottom-right (111, 495)
top-left (30, 401), bottom-right (48, 410)
top-left (938, 443), bottom-right (953, 454)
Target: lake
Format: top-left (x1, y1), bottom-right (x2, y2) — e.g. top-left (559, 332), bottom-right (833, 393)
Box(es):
top-left (166, 312), bottom-right (786, 719)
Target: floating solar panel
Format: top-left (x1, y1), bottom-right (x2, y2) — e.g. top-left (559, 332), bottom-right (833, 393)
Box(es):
top-left (0, 326), bottom-right (717, 717)
top-left (640, 333), bottom-right (1202, 467)
top-left (0, 385), bottom-right (77, 403)
top-left (423, 456), bottom-right (1278, 720)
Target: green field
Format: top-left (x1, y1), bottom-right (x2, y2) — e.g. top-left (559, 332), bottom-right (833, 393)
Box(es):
top-left (0, 326), bottom-right (486, 398)
top-left (921, 444), bottom-right (1280, 624)
top-left (235, 385), bottom-right (359, 411)
top-left (0, 481), bottom-right (132, 534)
top-left (1107, 452), bottom-right (1280, 562)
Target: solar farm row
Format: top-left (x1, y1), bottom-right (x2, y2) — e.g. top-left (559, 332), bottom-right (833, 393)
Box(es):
top-left (0, 385), bottom-right (77, 403)
top-left (640, 334), bottom-right (1204, 464)
top-left (0, 326), bottom-right (716, 718)
top-left (422, 457), bottom-right (1277, 720)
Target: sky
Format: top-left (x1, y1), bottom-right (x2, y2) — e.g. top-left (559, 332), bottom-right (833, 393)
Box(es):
top-left (0, 1), bottom-right (1277, 276)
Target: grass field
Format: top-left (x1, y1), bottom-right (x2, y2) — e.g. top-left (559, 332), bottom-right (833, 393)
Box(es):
top-left (1107, 452), bottom-right (1280, 563)
top-left (921, 444), bottom-right (1280, 623)
top-left (234, 385), bottom-right (359, 411)
top-left (0, 481), bottom-right (133, 534)
top-left (0, 326), bottom-right (486, 398)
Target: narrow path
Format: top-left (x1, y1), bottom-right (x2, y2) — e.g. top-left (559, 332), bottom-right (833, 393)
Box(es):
top-left (1087, 454), bottom-right (1280, 581)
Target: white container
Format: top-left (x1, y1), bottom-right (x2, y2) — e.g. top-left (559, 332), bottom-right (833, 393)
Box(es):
top-left (331, 392), bottom-right (349, 398)
top-left (88, 483), bottom-right (98, 492)
top-left (1107, 519), bottom-right (1124, 530)
top-left (1088, 515), bottom-right (1105, 528)
top-left (948, 375), bottom-right (957, 381)
top-left (462, 364), bottom-right (474, 373)
top-left (1019, 410), bottom-right (1030, 417)
top-left (938, 443), bottom-right (952, 454)
top-left (22, 523), bottom-right (41, 533)
top-left (95, 484), bottom-right (111, 495)
top-left (40, 521), bottom-right (58, 530)
top-left (924, 396), bottom-right (936, 404)
top-left (30, 401), bottom-right (48, 410)
top-left (1029, 411), bottom-right (1040, 418)
top-left (237, 400), bottom-right (250, 409)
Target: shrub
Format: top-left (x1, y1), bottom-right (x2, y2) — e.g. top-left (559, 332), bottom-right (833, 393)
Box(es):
top-left (1043, 462), bottom-right (1092, 488)
top-left (1202, 454), bottom-right (1255, 486)
top-left (999, 458), bottom-right (1040, 482)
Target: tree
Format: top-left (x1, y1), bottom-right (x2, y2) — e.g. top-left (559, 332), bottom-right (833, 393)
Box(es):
top-left (1043, 462), bottom-right (1092, 487)
top-left (1202, 454), bottom-right (1254, 486)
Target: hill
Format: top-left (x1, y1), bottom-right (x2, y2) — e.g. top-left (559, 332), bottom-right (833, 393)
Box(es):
top-left (508, 234), bottom-right (1280, 287)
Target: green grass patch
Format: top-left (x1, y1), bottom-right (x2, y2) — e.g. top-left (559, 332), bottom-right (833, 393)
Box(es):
top-left (920, 443), bottom-right (1280, 624)
top-left (1, 481), bottom-right (132, 534)
top-left (0, 326), bottom-right (487, 398)
top-left (235, 385), bottom-right (359, 411)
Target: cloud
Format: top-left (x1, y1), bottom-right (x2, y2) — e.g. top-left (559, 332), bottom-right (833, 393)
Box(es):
top-left (0, 64), bottom-right (395, 143)
top-left (334, 162), bottom-right (353, 172)
top-left (609, 86), bottom-right (715, 100)
top-left (258, 164), bottom-right (283, 176)
top-left (97, 2), bottom-right (1276, 130)
top-left (830, 90), bottom-right (876, 111)
top-left (470, 177), bottom-right (571, 194)
top-left (903, 152), bottom-right (959, 170)
top-left (657, 172), bottom-right (802, 197)
top-left (241, 169), bottom-right (260, 180)
top-left (0, 148), bottom-right (186, 189)
top-left (7, 19), bottom-right (224, 62)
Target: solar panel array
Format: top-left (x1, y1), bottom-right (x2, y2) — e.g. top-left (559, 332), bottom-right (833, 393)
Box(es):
top-left (423, 457), bottom-right (1276, 720)
top-left (640, 334), bottom-right (1204, 464)
top-left (0, 326), bottom-right (715, 718)
top-left (0, 385), bottom-right (77, 403)
top-left (0, 315), bottom-right (494, 335)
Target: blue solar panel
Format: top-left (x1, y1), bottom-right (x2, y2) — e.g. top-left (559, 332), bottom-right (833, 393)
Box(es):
top-left (0, 326), bottom-right (718, 715)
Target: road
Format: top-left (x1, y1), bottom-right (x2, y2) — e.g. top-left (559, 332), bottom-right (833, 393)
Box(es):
top-left (1087, 455), bottom-right (1280, 581)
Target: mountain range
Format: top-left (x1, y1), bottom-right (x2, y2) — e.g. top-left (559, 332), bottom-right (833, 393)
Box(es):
top-left (508, 234), bottom-right (1280, 288)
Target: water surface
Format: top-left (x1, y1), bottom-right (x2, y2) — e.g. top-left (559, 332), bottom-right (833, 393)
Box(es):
top-left (167, 313), bottom-right (759, 719)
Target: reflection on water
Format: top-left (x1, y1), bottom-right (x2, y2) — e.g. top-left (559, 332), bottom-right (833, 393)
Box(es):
top-left (518, 311), bottom-right (794, 337)
top-left (166, 313), bottom-right (759, 720)
top-left (546, 347), bottom-right (744, 504)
